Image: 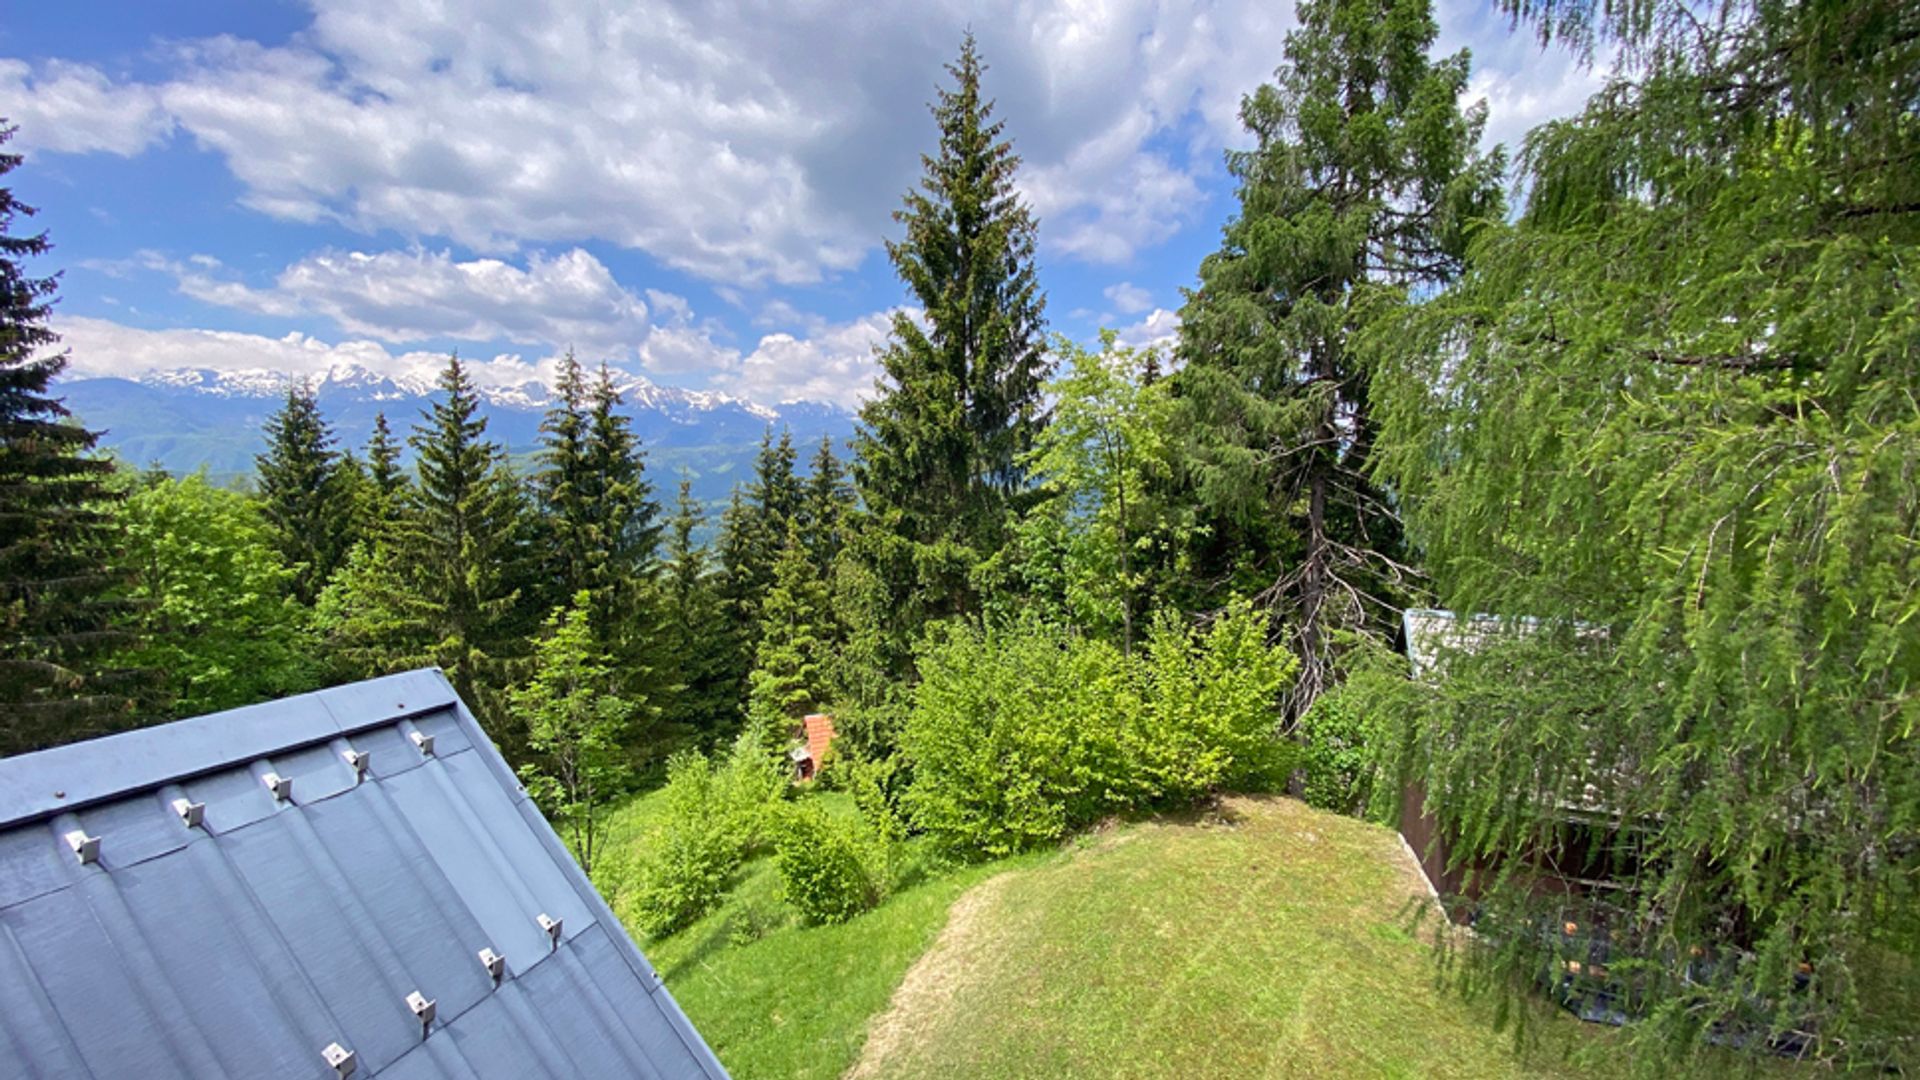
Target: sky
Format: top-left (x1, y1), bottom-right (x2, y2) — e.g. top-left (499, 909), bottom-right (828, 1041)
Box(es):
top-left (1, 0), bottom-right (1605, 409)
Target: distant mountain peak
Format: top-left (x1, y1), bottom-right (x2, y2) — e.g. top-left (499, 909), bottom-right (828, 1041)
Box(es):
top-left (122, 364), bottom-right (807, 421)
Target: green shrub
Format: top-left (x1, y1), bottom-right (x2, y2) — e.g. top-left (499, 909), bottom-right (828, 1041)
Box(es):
top-left (1301, 641), bottom-right (1417, 824)
top-left (770, 802), bottom-right (885, 925)
top-left (902, 617), bottom-right (1141, 857)
top-left (1294, 687), bottom-right (1382, 818)
top-left (629, 734), bottom-right (788, 936)
top-left (628, 754), bottom-right (733, 935)
top-left (711, 721), bottom-right (790, 849)
top-left (902, 605), bottom-right (1297, 859)
top-left (1138, 603), bottom-right (1299, 802)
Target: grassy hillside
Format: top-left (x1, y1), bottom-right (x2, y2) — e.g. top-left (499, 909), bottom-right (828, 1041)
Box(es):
top-left (602, 792), bottom-right (1775, 1079)
top-left (849, 796), bottom-right (1619, 1079)
top-left (594, 790), bottom-right (1045, 1079)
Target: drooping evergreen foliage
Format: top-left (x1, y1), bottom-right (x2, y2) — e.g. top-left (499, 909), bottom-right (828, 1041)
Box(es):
top-left (1367, 0), bottom-right (1920, 1063)
top-left (1175, 0), bottom-right (1503, 715)
top-left (399, 353), bottom-right (535, 737)
top-left (852, 34), bottom-right (1050, 679)
top-left (255, 382), bottom-right (353, 604)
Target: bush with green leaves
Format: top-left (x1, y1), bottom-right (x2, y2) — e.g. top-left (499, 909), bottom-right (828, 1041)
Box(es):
top-left (902, 604), bottom-right (1295, 858)
top-left (1293, 687), bottom-right (1382, 819)
top-left (628, 730), bottom-right (788, 936)
top-left (1137, 603), bottom-right (1298, 802)
top-left (902, 617), bottom-right (1138, 857)
top-left (770, 801), bottom-right (886, 925)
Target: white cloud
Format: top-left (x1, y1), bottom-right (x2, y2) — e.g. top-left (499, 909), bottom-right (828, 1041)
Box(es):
top-left (4, 0), bottom-right (1317, 280)
top-left (719, 309), bottom-right (900, 409)
top-left (9, 3), bottom-right (1603, 279)
top-left (1103, 281), bottom-right (1154, 315)
top-left (169, 247), bottom-right (654, 359)
top-left (0, 59), bottom-right (172, 156)
top-left (1113, 307), bottom-right (1180, 352)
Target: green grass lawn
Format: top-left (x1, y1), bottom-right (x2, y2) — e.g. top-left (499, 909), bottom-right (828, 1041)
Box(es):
top-left (591, 787), bottom-right (1048, 1080)
top-left (847, 795), bottom-right (1643, 1079)
top-left (595, 790), bottom-right (1788, 1079)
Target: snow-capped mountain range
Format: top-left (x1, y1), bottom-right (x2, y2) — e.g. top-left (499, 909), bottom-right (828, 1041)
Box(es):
top-left (130, 362), bottom-right (785, 419)
top-left (58, 365), bottom-right (854, 505)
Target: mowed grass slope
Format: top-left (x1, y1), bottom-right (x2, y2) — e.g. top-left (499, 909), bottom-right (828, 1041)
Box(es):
top-left (852, 796), bottom-right (1646, 1080)
top-left (592, 788), bottom-right (1046, 1080)
top-left (599, 791), bottom-right (1775, 1079)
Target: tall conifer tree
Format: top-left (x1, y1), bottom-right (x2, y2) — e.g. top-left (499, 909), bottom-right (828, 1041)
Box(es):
top-left (800, 435), bottom-right (854, 577)
top-left (582, 362), bottom-right (662, 615)
top-left (0, 122), bottom-right (138, 753)
top-left (709, 486), bottom-right (764, 731)
top-left (536, 355), bottom-right (663, 704)
top-left (656, 479), bottom-right (731, 749)
top-left (255, 382), bottom-right (352, 604)
top-left (746, 521), bottom-right (833, 728)
top-left (357, 410), bottom-right (407, 534)
top-left (400, 353), bottom-right (534, 736)
top-left (1175, 0), bottom-right (1501, 715)
top-left (852, 34), bottom-right (1049, 675)
top-left (1368, 0), bottom-right (1920, 1061)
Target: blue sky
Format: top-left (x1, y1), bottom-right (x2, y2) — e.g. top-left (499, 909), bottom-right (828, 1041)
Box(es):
top-left (2, 0), bottom-right (1602, 408)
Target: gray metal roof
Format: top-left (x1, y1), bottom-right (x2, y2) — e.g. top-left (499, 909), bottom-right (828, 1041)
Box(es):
top-left (1402, 607), bottom-right (1605, 679)
top-left (0, 668), bottom-right (729, 1079)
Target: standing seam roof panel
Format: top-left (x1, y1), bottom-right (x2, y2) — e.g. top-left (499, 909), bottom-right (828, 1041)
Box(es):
top-left (0, 668), bottom-right (729, 1079)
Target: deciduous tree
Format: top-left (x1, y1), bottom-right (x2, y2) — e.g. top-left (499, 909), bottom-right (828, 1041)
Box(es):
top-left (1369, 0), bottom-right (1920, 1063)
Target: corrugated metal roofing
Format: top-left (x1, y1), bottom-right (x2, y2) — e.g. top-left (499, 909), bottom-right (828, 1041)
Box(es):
top-left (0, 668), bottom-right (729, 1079)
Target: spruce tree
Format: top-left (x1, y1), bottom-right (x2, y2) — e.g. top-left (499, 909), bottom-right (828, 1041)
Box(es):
top-left (349, 410), bottom-right (408, 541)
top-left (746, 521), bottom-right (833, 729)
top-left (399, 353), bottom-right (534, 738)
top-left (582, 362), bottom-right (662, 624)
top-left (852, 33), bottom-right (1050, 675)
top-left (800, 435), bottom-right (854, 577)
top-left (752, 427), bottom-right (802, 532)
top-left (535, 355), bottom-right (662, 692)
top-left (1175, 0), bottom-right (1502, 715)
top-left (365, 411), bottom-right (405, 505)
top-left (717, 427), bottom-right (801, 640)
top-left (0, 122), bottom-right (139, 753)
top-left (312, 538), bottom-right (429, 682)
top-left (534, 351), bottom-right (592, 611)
top-left (255, 381), bottom-right (352, 604)
top-left (709, 486), bottom-right (763, 731)
top-left (656, 479), bottom-right (731, 749)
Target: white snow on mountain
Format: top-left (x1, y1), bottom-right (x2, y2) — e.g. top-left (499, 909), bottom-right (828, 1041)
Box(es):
top-left (126, 364), bottom-right (809, 421)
